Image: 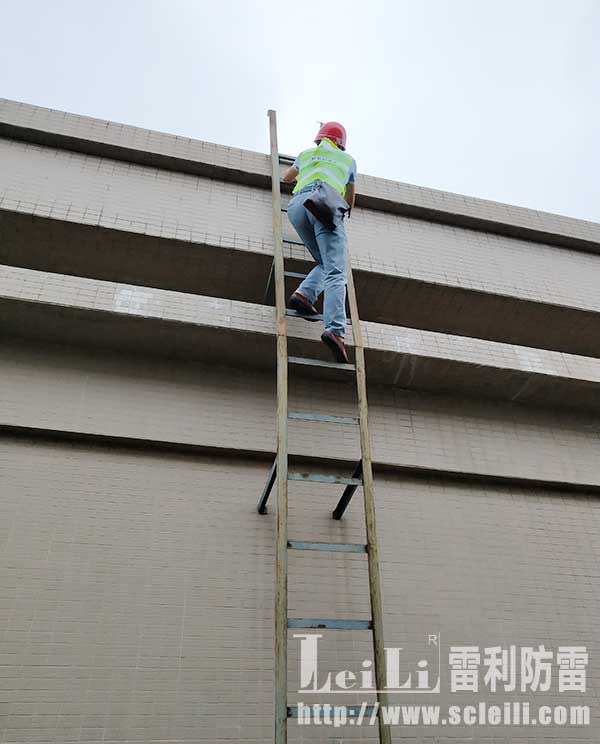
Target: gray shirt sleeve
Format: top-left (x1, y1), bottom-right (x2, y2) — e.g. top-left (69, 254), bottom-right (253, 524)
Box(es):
top-left (347, 158), bottom-right (357, 183)
top-left (292, 150), bottom-right (305, 171)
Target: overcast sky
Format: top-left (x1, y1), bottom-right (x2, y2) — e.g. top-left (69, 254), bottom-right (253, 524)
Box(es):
top-left (2, 0), bottom-right (599, 222)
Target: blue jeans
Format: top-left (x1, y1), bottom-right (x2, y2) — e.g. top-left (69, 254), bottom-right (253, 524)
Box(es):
top-left (287, 184), bottom-right (347, 337)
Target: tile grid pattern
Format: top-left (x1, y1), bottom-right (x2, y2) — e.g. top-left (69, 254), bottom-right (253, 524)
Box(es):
top-left (2, 138), bottom-right (600, 314)
top-left (0, 98), bottom-right (599, 744)
top-left (2, 264), bottom-right (600, 385)
top-left (2, 96), bottom-right (600, 247)
top-left (2, 341), bottom-right (600, 487)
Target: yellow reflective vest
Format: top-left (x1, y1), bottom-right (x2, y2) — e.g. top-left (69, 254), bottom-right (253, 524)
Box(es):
top-left (293, 138), bottom-right (354, 196)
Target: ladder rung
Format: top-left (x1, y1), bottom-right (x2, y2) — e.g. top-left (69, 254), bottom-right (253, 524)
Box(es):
top-left (283, 237), bottom-right (305, 246)
top-left (285, 309), bottom-right (352, 325)
top-left (284, 270), bottom-right (307, 279)
top-left (288, 356), bottom-right (355, 371)
top-left (288, 704), bottom-right (378, 719)
top-left (288, 472), bottom-right (362, 486)
top-left (288, 618), bottom-right (372, 630)
top-left (288, 412), bottom-right (358, 425)
top-left (288, 541), bottom-right (367, 553)
top-left (285, 309), bottom-right (323, 321)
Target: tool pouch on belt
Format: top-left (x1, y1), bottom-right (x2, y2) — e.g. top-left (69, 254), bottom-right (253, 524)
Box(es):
top-left (303, 181), bottom-right (350, 232)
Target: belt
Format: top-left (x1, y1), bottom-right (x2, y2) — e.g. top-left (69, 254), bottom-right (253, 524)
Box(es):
top-left (292, 181), bottom-right (322, 197)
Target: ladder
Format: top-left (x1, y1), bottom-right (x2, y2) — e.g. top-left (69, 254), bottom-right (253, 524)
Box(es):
top-left (257, 110), bottom-right (391, 744)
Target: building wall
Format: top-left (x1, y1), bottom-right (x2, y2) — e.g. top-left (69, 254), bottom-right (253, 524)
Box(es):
top-left (2, 137), bottom-right (599, 315)
top-left (3, 339), bottom-right (600, 486)
top-left (2, 437), bottom-right (598, 742)
top-left (1, 100), bottom-right (599, 743)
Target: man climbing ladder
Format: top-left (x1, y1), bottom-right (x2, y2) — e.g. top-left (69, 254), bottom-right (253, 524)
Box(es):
top-left (282, 122), bottom-right (357, 364)
top-left (261, 110), bottom-right (391, 744)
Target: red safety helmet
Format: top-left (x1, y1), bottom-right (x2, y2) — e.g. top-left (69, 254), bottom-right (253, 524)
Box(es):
top-left (315, 121), bottom-right (347, 150)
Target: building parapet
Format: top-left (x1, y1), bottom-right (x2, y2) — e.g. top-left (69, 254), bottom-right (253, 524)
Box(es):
top-left (2, 97), bottom-right (600, 255)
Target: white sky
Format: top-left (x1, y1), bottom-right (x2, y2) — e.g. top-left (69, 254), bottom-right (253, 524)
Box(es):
top-left (2, 0), bottom-right (599, 222)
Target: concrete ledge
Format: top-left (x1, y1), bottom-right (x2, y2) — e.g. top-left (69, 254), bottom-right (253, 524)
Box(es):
top-left (3, 424), bottom-right (600, 497)
top-left (2, 265), bottom-right (600, 414)
top-left (3, 337), bottom-right (600, 489)
top-left (2, 209), bottom-right (600, 359)
top-left (2, 97), bottom-right (600, 255)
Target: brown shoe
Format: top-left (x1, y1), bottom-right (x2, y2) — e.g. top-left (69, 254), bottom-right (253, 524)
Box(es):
top-left (321, 330), bottom-right (349, 364)
top-left (288, 291), bottom-right (319, 320)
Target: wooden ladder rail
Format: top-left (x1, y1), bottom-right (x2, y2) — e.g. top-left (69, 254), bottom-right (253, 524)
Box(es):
top-left (267, 109), bottom-right (289, 744)
top-left (346, 250), bottom-right (392, 744)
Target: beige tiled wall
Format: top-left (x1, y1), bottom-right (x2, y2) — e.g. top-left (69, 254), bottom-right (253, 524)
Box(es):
top-left (3, 96), bottom-right (600, 248)
top-left (1, 98), bottom-right (599, 744)
top-left (2, 138), bottom-right (600, 313)
top-left (1, 438), bottom-right (597, 742)
top-left (2, 340), bottom-right (600, 487)
top-left (3, 266), bottom-right (600, 390)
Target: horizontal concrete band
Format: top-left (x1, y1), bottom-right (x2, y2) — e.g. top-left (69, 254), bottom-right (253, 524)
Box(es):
top-left (3, 132), bottom-right (600, 359)
top-left (5, 334), bottom-right (597, 490)
top-left (4, 424), bottom-right (600, 496)
top-left (2, 200), bottom-right (599, 324)
top-left (2, 97), bottom-right (600, 255)
top-left (2, 264), bottom-right (600, 413)
top-left (2, 141), bottom-right (597, 322)
top-left (4, 208), bottom-right (600, 363)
